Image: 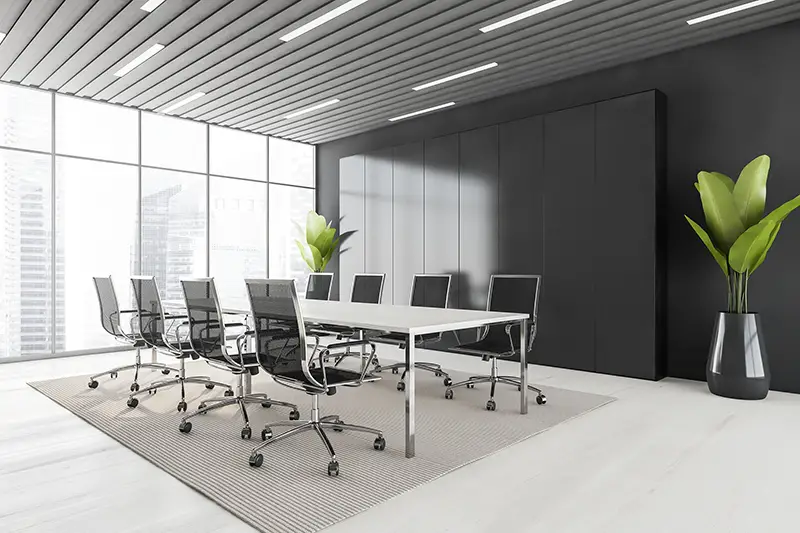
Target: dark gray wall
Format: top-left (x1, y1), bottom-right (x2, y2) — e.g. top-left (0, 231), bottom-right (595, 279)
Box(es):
top-left (318, 20), bottom-right (800, 393)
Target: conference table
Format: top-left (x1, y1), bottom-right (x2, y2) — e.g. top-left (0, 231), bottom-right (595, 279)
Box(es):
top-left (219, 299), bottom-right (531, 459)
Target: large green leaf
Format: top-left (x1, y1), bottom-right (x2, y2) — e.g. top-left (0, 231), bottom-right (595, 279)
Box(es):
top-left (305, 211), bottom-right (327, 245)
top-left (697, 171), bottom-right (745, 251)
top-left (294, 240), bottom-right (315, 271)
top-left (313, 227), bottom-right (336, 257)
top-left (728, 220), bottom-right (775, 273)
top-left (751, 222), bottom-right (781, 273)
top-left (308, 244), bottom-right (323, 272)
top-left (763, 193), bottom-right (800, 224)
top-left (733, 155), bottom-right (770, 228)
top-left (685, 215), bottom-right (728, 275)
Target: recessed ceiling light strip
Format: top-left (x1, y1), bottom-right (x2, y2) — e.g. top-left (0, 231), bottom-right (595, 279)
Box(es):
top-left (686, 0), bottom-right (776, 25)
top-left (280, 0), bottom-right (371, 42)
top-left (162, 92), bottom-right (206, 114)
top-left (389, 102), bottom-right (456, 122)
top-left (113, 44), bottom-right (164, 77)
top-left (141, 0), bottom-right (167, 12)
top-left (413, 62), bottom-right (499, 91)
top-left (285, 99), bottom-right (341, 119)
top-left (480, 0), bottom-right (574, 33)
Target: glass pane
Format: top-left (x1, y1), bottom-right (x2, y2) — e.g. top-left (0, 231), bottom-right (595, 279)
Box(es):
top-left (140, 168), bottom-right (207, 304)
top-left (55, 94), bottom-right (138, 163)
top-left (269, 184), bottom-right (315, 296)
top-left (56, 157), bottom-right (138, 351)
top-left (0, 84), bottom-right (51, 152)
top-left (142, 112), bottom-right (207, 173)
top-left (0, 149), bottom-right (55, 359)
top-left (210, 177), bottom-right (267, 308)
top-left (210, 126), bottom-right (266, 180)
top-left (268, 137), bottom-right (314, 187)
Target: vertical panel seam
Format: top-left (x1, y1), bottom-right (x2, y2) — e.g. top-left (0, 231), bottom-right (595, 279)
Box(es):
top-left (50, 91), bottom-right (56, 354)
top-left (592, 104), bottom-right (598, 373)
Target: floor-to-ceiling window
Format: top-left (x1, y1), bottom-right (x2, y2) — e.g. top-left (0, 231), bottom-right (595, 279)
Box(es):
top-left (0, 82), bottom-right (315, 361)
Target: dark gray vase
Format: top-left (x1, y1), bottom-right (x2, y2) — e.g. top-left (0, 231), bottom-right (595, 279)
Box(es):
top-left (706, 312), bottom-right (770, 400)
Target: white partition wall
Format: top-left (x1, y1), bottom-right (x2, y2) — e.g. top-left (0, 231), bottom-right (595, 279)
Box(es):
top-left (0, 82), bottom-right (316, 362)
top-left (338, 155), bottom-right (366, 302)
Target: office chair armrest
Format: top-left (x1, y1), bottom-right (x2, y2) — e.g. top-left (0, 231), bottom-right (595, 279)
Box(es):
top-left (504, 317), bottom-right (537, 353)
top-left (119, 309), bottom-right (138, 314)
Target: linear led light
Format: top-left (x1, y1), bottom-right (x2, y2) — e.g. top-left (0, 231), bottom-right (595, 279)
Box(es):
top-left (113, 44), bottom-right (164, 77)
top-left (141, 0), bottom-right (167, 12)
top-left (0, 33), bottom-right (5, 45)
top-left (480, 0), bottom-right (574, 33)
top-left (162, 92), bottom-right (206, 114)
top-left (389, 102), bottom-right (456, 122)
top-left (413, 63), bottom-right (499, 91)
top-left (279, 0), bottom-right (370, 42)
top-left (687, 0), bottom-right (775, 25)
top-left (285, 99), bottom-right (341, 119)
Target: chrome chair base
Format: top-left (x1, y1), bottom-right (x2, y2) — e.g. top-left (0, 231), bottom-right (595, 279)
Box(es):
top-left (444, 356), bottom-right (546, 411)
top-left (125, 356), bottom-right (232, 412)
top-left (87, 348), bottom-right (178, 392)
top-left (248, 395), bottom-right (386, 477)
top-left (375, 361), bottom-right (451, 391)
top-left (178, 375), bottom-right (300, 438)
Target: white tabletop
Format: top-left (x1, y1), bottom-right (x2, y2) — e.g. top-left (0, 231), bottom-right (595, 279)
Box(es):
top-left (222, 299), bottom-right (527, 335)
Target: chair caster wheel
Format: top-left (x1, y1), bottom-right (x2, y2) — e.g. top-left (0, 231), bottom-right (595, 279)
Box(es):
top-left (466, 383), bottom-right (475, 389)
top-left (198, 402), bottom-right (207, 411)
top-left (241, 427), bottom-right (252, 440)
top-left (148, 388), bottom-right (157, 395)
top-left (373, 437), bottom-right (386, 451)
top-left (391, 367), bottom-right (398, 374)
top-left (110, 372), bottom-right (118, 379)
top-left (177, 401), bottom-right (187, 413)
top-left (536, 394), bottom-right (547, 405)
top-left (127, 397), bottom-right (139, 408)
top-left (161, 368), bottom-right (170, 375)
top-left (205, 383), bottom-right (215, 390)
top-left (289, 409), bottom-right (300, 421)
top-left (332, 420), bottom-right (344, 432)
top-left (443, 377), bottom-right (452, 387)
top-left (518, 385), bottom-right (522, 392)
top-left (88, 380), bottom-right (98, 389)
top-left (327, 461), bottom-right (339, 477)
top-left (179, 421), bottom-right (192, 434)
top-left (435, 371), bottom-right (442, 377)
top-left (444, 389), bottom-right (453, 400)
top-left (130, 383), bottom-right (139, 392)
top-left (224, 389), bottom-right (233, 397)
top-left (249, 453), bottom-right (263, 468)
top-left (486, 399), bottom-right (496, 411)
top-left (261, 428), bottom-right (273, 441)
top-left (396, 381), bottom-right (405, 392)
top-left (309, 362), bottom-right (316, 370)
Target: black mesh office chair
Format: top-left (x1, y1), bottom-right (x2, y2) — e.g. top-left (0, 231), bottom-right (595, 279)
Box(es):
top-left (373, 274), bottom-right (453, 391)
top-left (304, 272), bottom-right (333, 300)
top-left (88, 276), bottom-right (175, 391)
top-left (445, 275), bottom-right (546, 411)
top-left (177, 279), bottom-right (299, 439)
top-left (127, 276), bottom-right (232, 411)
top-left (244, 279), bottom-right (385, 477)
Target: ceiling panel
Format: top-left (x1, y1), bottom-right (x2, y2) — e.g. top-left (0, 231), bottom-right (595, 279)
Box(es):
top-left (0, 0), bottom-right (796, 144)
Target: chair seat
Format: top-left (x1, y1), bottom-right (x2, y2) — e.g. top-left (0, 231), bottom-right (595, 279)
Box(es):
top-left (205, 351), bottom-right (260, 374)
top-left (450, 336), bottom-right (517, 358)
top-left (281, 366), bottom-right (364, 387)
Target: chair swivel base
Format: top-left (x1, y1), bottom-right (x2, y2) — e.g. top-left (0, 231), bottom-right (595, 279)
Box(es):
top-left (375, 361), bottom-right (452, 391)
top-left (126, 372), bottom-right (232, 412)
top-left (248, 396), bottom-right (385, 477)
top-left (444, 357), bottom-right (546, 411)
top-left (178, 391), bottom-right (300, 439)
top-left (88, 349), bottom-right (178, 392)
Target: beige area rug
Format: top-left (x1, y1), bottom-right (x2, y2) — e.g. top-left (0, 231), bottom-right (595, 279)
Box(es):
top-left (30, 361), bottom-right (613, 533)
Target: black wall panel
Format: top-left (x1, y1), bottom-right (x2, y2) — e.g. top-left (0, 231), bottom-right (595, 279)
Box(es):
top-left (498, 116), bottom-right (544, 276)
top-left (458, 126), bottom-right (499, 312)
top-left (423, 134), bottom-right (460, 308)
top-left (392, 142), bottom-right (424, 305)
top-left (364, 149), bottom-right (394, 304)
top-left (539, 105), bottom-right (596, 372)
top-left (595, 92), bottom-right (663, 380)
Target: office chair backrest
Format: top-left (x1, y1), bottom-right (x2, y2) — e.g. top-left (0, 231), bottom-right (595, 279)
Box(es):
top-left (181, 278), bottom-right (226, 362)
top-left (351, 273), bottom-right (385, 304)
top-left (305, 272), bottom-right (333, 300)
top-left (246, 279), bottom-right (321, 388)
top-left (131, 276), bottom-right (167, 347)
top-left (410, 274), bottom-right (451, 308)
top-left (94, 276), bottom-right (123, 337)
top-left (483, 275), bottom-right (542, 348)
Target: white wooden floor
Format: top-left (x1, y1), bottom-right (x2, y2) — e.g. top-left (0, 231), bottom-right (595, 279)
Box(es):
top-left (1, 348), bottom-right (798, 533)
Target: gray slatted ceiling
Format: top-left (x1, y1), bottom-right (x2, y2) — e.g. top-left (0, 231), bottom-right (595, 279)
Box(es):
top-left (0, 0), bottom-right (797, 145)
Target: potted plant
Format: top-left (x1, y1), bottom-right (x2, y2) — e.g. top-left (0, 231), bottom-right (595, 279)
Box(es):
top-left (686, 155), bottom-right (800, 399)
top-left (294, 210), bottom-right (344, 273)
